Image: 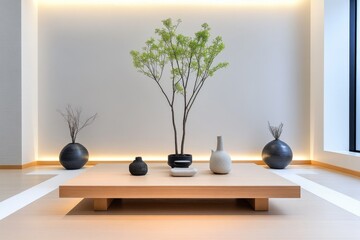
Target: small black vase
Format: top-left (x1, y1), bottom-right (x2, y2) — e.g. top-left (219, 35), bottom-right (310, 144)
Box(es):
top-left (167, 154), bottom-right (192, 168)
top-left (262, 139), bottom-right (293, 169)
top-left (129, 157), bottom-right (148, 176)
top-left (59, 143), bottom-right (89, 170)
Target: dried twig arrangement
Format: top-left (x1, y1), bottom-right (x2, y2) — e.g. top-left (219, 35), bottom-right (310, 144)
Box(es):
top-left (58, 105), bottom-right (97, 143)
top-left (268, 121), bottom-right (283, 140)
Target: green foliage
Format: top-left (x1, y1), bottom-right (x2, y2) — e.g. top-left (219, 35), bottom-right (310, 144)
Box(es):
top-left (175, 81), bottom-right (184, 94)
top-left (130, 18), bottom-right (229, 154)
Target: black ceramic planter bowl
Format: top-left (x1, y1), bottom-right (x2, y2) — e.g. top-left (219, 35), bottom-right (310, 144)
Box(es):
top-left (168, 154), bottom-right (192, 168)
top-left (262, 139), bottom-right (293, 169)
top-left (129, 157), bottom-right (148, 176)
top-left (59, 143), bottom-right (89, 170)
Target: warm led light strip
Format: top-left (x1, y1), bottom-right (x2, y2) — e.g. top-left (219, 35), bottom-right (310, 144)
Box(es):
top-left (38, 0), bottom-right (302, 6)
top-left (37, 155), bottom-right (308, 161)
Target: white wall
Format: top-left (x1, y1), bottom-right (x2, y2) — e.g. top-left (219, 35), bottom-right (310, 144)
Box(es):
top-left (1, 0), bottom-right (358, 171)
top-left (311, 0), bottom-right (360, 171)
top-left (21, 0), bottom-right (38, 164)
top-left (323, 0), bottom-right (349, 151)
top-left (0, 0), bottom-right (38, 165)
top-left (38, 1), bottom-right (311, 161)
top-left (310, 0), bottom-right (324, 160)
top-left (0, 0), bottom-right (22, 165)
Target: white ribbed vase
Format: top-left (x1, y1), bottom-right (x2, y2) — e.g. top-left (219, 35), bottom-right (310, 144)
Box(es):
top-left (210, 136), bottom-right (232, 174)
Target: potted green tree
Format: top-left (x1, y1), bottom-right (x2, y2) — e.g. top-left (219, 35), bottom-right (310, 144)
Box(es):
top-left (131, 18), bottom-right (228, 167)
top-left (58, 105), bottom-right (97, 170)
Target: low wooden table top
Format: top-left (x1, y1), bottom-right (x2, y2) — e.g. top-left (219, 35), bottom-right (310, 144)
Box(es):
top-left (59, 163), bottom-right (300, 199)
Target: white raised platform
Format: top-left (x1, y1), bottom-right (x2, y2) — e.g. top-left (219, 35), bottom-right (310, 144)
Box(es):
top-left (59, 163), bottom-right (300, 211)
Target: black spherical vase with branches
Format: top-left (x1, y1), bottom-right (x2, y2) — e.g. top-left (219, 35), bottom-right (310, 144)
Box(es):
top-left (262, 122), bottom-right (293, 169)
top-left (58, 105), bottom-right (97, 170)
top-left (59, 143), bottom-right (89, 170)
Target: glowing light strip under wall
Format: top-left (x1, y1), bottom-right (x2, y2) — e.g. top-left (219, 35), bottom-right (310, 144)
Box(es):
top-left (37, 155), bottom-right (309, 161)
top-left (38, 0), bottom-right (302, 7)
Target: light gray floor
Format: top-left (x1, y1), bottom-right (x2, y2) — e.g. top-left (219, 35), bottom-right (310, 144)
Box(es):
top-left (0, 169), bottom-right (54, 201)
top-left (0, 164), bottom-right (359, 239)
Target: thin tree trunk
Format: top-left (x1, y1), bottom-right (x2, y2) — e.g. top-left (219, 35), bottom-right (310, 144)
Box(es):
top-left (180, 104), bottom-right (189, 154)
top-left (171, 106), bottom-right (178, 154)
top-left (180, 116), bottom-right (187, 155)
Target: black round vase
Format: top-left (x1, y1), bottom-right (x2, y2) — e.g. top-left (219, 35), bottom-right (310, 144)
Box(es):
top-left (129, 157), bottom-right (148, 176)
top-left (262, 139), bottom-right (293, 169)
top-left (167, 154), bottom-right (192, 168)
top-left (59, 143), bottom-right (89, 170)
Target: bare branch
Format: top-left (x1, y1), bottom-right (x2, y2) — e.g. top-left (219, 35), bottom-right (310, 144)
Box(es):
top-left (268, 122), bottom-right (284, 140)
top-left (58, 105), bottom-right (97, 143)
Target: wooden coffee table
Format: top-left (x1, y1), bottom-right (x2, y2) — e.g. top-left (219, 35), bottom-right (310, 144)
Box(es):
top-left (59, 163), bottom-right (300, 211)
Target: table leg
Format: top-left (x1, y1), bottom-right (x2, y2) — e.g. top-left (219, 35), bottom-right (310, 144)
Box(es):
top-left (94, 198), bottom-right (114, 211)
top-left (246, 198), bottom-right (269, 211)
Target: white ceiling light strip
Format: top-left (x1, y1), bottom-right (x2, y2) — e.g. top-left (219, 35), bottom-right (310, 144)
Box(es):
top-left (38, 0), bottom-right (301, 6)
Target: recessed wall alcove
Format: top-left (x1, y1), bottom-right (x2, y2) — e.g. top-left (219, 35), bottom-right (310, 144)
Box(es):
top-left (5, 0), bottom-right (311, 165)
